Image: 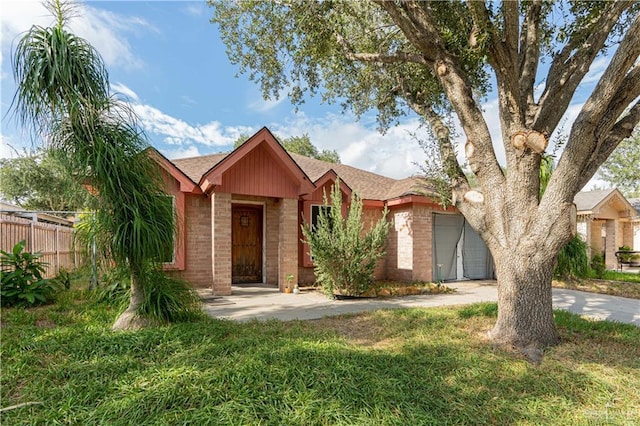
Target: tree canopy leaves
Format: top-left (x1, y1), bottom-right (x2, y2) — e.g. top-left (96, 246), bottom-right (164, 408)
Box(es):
top-left (598, 133), bottom-right (640, 198)
top-left (0, 149), bottom-right (89, 211)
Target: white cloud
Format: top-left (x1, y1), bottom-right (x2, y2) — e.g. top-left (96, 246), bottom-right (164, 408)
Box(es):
top-left (132, 102), bottom-right (254, 148)
top-left (111, 82), bottom-right (140, 102)
top-left (249, 94), bottom-right (287, 113)
top-left (183, 3), bottom-right (206, 17)
top-left (163, 145), bottom-right (202, 160)
top-left (270, 113), bottom-right (430, 179)
top-left (0, 1), bottom-right (151, 72)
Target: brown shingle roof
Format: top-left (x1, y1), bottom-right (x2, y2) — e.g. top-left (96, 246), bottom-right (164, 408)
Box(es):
top-left (170, 150), bottom-right (435, 201)
top-left (574, 188), bottom-right (617, 212)
top-left (289, 153), bottom-right (398, 200)
top-left (172, 153), bottom-right (227, 183)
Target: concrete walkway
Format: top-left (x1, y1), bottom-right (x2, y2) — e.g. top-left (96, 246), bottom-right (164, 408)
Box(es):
top-left (200, 280), bottom-right (640, 327)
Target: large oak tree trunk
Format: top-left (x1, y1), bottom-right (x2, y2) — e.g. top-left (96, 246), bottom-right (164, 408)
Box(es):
top-left (489, 247), bottom-right (559, 359)
top-left (112, 266), bottom-right (149, 331)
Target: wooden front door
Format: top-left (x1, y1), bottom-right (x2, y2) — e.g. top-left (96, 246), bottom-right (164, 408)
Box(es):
top-left (232, 205), bottom-right (263, 283)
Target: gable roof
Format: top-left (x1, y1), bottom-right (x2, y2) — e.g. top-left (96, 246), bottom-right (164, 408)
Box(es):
top-left (574, 188), bottom-right (636, 217)
top-left (574, 188), bottom-right (617, 212)
top-left (147, 148), bottom-right (202, 194)
top-left (169, 127), bottom-right (436, 202)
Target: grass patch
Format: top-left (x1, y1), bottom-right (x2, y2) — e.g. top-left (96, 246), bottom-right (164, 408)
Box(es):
top-left (594, 270), bottom-right (640, 284)
top-left (2, 293), bottom-right (639, 425)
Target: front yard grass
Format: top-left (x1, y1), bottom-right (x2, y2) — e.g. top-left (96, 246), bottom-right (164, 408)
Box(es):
top-left (2, 290), bottom-right (639, 425)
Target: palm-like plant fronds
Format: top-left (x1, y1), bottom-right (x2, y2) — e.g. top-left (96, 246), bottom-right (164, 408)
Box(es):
top-left (51, 98), bottom-right (175, 269)
top-left (11, 24), bottom-right (108, 135)
top-left (10, 0), bottom-right (184, 329)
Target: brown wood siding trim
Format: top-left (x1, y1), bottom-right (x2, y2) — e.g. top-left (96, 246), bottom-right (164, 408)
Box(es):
top-left (218, 144), bottom-right (301, 198)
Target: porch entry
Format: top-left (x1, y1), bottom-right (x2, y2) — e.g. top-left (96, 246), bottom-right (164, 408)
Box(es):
top-left (432, 213), bottom-right (494, 281)
top-left (232, 205), bottom-right (263, 283)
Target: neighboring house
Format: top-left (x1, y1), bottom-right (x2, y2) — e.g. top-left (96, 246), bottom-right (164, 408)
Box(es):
top-left (154, 127), bottom-right (494, 295)
top-left (575, 188), bottom-right (638, 269)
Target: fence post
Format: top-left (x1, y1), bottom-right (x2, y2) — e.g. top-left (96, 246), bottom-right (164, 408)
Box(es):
top-left (29, 214), bottom-right (36, 252)
top-left (55, 226), bottom-right (60, 275)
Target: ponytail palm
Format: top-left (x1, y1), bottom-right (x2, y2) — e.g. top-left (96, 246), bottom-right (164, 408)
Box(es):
top-left (12, 0), bottom-right (108, 134)
top-left (11, 0), bottom-right (181, 329)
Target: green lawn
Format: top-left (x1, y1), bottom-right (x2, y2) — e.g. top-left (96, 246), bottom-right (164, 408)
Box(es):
top-left (596, 269), bottom-right (640, 284)
top-left (2, 290), bottom-right (639, 425)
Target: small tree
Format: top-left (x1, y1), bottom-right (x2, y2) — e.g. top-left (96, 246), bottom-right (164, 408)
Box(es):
top-left (10, 0), bottom-right (187, 330)
top-left (302, 180), bottom-right (390, 297)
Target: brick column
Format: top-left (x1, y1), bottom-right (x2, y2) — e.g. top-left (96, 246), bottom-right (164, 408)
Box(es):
top-left (604, 219), bottom-right (618, 270)
top-left (278, 198), bottom-right (298, 291)
top-left (412, 206), bottom-right (432, 282)
top-left (212, 192), bottom-right (232, 295)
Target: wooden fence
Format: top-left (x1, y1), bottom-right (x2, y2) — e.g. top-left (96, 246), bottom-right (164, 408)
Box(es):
top-left (0, 213), bottom-right (82, 277)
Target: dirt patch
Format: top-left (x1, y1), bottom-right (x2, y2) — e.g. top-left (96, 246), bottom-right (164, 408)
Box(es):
top-left (553, 279), bottom-right (640, 299)
top-left (35, 319), bottom-right (57, 328)
top-left (310, 315), bottom-right (398, 349)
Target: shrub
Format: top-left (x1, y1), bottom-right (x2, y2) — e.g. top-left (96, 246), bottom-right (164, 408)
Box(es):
top-left (92, 265), bottom-right (130, 309)
top-left (554, 235), bottom-right (589, 279)
top-left (92, 264), bottom-right (202, 323)
top-left (590, 253), bottom-right (606, 279)
top-left (302, 179), bottom-right (391, 297)
top-left (0, 240), bottom-right (61, 307)
top-left (617, 245), bottom-right (639, 264)
top-left (138, 265), bottom-right (203, 323)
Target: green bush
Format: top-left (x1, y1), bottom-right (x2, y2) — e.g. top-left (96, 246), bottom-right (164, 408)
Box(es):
top-left (302, 180), bottom-right (391, 297)
top-left (590, 253), bottom-right (606, 279)
top-left (554, 235), bottom-right (589, 279)
top-left (0, 240), bottom-right (61, 307)
top-left (617, 245), bottom-right (639, 264)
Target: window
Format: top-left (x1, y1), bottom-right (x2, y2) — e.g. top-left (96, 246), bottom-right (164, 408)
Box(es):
top-left (158, 195), bottom-right (175, 263)
top-left (311, 205), bottom-right (332, 232)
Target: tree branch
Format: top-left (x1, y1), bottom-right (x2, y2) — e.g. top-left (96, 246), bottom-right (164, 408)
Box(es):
top-left (371, 0), bottom-right (439, 62)
top-left (502, 0), bottom-right (519, 66)
top-left (333, 32), bottom-right (429, 65)
top-left (578, 100), bottom-right (640, 189)
top-left (534, 1), bottom-right (633, 135)
top-left (584, 13), bottom-right (640, 138)
top-left (518, 0), bottom-right (542, 125)
top-left (374, 0), bottom-right (504, 186)
top-left (404, 96), bottom-right (467, 186)
top-left (594, 63), bottom-right (640, 141)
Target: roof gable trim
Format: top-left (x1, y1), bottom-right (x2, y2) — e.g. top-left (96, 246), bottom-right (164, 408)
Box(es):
top-left (199, 127), bottom-right (315, 195)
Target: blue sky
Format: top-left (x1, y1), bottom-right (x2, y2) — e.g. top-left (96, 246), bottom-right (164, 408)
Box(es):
top-left (0, 0), bottom-right (611, 184)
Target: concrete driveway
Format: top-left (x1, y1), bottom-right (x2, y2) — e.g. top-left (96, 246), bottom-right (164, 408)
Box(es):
top-left (200, 280), bottom-right (640, 327)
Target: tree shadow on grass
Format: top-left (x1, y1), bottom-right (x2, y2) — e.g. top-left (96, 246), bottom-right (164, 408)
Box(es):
top-left (2, 304), bottom-right (638, 425)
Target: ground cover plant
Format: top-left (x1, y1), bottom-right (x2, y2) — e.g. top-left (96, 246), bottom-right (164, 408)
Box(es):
top-left (0, 240), bottom-right (62, 307)
top-left (2, 289), bottom-right (639, 425)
